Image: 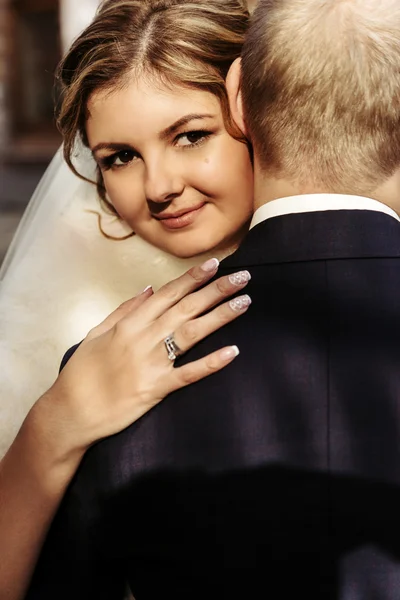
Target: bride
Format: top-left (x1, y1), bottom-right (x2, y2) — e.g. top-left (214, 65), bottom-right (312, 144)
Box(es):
top-left (0, 0), bottom-right (257, 462)
top-left (0, 0), bottom-right (255, 598)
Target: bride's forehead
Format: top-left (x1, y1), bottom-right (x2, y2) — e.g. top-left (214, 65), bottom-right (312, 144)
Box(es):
top-left (86, 77), bottom-right (221, 127)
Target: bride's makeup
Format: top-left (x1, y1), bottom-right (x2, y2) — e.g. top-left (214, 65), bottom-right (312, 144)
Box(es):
top-left (87, 77), bottom-right (254, 259)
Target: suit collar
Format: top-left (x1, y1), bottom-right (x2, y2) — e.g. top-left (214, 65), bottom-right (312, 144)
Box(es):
top-left (221, 209), bottom-right (400, 270)
top-left (250, 194), bottom-right (400, 230)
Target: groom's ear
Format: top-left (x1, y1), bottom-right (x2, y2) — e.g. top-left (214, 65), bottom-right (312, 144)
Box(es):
top-left (226, 58), bottom-right (247, 136)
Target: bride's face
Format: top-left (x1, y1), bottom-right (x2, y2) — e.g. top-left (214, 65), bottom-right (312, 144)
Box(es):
top-left (86, 76), bottom-right (254, 258)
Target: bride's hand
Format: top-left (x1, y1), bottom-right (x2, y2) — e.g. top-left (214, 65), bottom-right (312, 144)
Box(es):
top-left (37, 258), bottom-right (251, 458)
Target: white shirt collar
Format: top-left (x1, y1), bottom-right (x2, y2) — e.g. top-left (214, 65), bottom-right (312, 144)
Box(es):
top-left (250, 194), bottom-right (400, 230)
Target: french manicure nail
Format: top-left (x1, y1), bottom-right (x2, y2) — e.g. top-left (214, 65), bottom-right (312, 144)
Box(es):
top-left (141, 285), bottom-right (153, 294)
top-left (229, 294), bottom-right (252, 312)
top-left (229, 270), bottom-right (251, 286)
top-left (220, 345), bottom-right (240, 361)
top-left (201, 257), bottom-right (220, 273)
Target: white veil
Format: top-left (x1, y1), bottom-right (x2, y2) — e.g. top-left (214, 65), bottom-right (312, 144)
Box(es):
top-left (0, 147), bottom-right (94, 279)
top-left (0, 147), bottom-right (204, 458)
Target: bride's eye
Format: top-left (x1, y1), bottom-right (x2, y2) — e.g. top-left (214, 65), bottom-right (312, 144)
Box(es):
top-left (175, 130), bottom-right (211, 148)
top-left (112, 150), bottom-right (138, 166)
top-left (100, 149), bottom-right (138, 170)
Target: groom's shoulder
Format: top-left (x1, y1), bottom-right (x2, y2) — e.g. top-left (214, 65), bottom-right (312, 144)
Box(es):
top-left (219, 208), bottom-right (400, 271)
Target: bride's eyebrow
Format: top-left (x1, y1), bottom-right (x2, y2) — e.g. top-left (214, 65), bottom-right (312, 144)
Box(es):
top-left (159, 113), bottom-right (215, 141)
top-left (91, 113), bottom-right (215, 156)
top-left (91, 142), bottom-right (135, 156)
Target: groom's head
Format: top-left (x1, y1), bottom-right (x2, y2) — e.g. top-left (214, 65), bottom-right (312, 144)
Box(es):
top-left (228, 0), bottom-right (400, 200)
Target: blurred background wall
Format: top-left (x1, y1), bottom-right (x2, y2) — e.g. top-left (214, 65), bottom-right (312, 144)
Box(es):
top-left (0, 0), bottom-right (100, 265)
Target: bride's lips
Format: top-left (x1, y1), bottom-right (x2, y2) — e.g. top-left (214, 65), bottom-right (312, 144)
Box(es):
top-left (156, 203), bottom-right (206, 230)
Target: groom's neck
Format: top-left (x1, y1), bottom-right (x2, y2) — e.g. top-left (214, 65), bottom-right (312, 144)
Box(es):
top-left (252, 163), bottom-right (400, 216)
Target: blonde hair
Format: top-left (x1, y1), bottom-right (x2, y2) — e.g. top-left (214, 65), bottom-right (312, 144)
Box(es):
top-left (56, 0), bottom-right (250, 216)
top-left (241, 0), bottom-right (400, 194)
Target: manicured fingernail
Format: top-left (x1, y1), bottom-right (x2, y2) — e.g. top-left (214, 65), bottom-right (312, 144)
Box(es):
top-left (220, 345), bottom-right (240, 361)
top-left (201, 257), bottom-right (220, 273)
top-left (229, 270), bottom-right (251, 286)
top-left (141, 285), bottom-right (153, 294)
top-left (229, 294), bottom-right (252, 312)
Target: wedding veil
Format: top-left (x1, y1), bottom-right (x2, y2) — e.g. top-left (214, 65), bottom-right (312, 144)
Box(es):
top-left (0, 147), bottom-right (95, 280)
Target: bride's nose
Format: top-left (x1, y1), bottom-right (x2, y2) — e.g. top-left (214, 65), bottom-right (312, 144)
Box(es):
top-left (144, 157), bottom-right (184, 203)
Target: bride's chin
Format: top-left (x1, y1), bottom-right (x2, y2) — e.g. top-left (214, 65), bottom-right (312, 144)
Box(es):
top-left (161, 239), bottom-right (219, 260)
top-left (167, 246), bottom-right (216, 260)
top-left (142, 223), bottom-right (242, 259)
top-left (165, 238), bottom-right (239, 261)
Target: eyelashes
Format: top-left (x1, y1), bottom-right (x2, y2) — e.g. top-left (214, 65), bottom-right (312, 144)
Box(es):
top-left (98, 130), bottom-right (212, 171)
top-left (176, 130), bottom-right (211, 148)
top-left (99, 150), bottom-right (137, 170)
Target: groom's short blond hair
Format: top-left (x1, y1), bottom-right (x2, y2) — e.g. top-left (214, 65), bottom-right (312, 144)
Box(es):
top-left (241, 0), bottom-right (400, 194)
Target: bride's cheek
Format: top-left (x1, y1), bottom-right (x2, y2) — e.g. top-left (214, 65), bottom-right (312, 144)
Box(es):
top-left (192, 152), bottom-right (221, 185)
top-left (104, 177), bottom-right (134, 215)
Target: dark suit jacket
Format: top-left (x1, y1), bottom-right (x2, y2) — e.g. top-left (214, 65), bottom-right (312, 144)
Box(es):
top-left (27, 209), bottom-right (400, 600)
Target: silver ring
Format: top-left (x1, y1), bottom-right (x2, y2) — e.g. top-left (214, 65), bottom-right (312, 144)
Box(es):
top-left (164, 333), bottom-right (184, 361)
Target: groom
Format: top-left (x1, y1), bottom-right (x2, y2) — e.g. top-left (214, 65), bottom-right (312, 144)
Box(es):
top-left (28, 1), bottom-right (400, 598)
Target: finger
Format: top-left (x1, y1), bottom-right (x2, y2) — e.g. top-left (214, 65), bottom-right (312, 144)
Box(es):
top-left (130, 257), bottom-right (220, 323)
top-left (171, 293), bottom-right (252, 354)
top-left (86, 286), bottom-right (154, 340)
top-left (168, 345), bottom-right (240, 392)
top-left (159, 270), bottom-right (251, 333)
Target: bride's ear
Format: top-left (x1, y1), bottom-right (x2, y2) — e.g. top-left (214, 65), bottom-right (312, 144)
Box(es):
top-left (226, 58), bottom-right (248, 137)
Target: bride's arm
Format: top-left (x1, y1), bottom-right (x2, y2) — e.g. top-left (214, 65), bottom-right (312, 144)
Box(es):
top-left (0, 259), bottom-right (251, 600)
top-left (0, 405), bottom-right (84, 600)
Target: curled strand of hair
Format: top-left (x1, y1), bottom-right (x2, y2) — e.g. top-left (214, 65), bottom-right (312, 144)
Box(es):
top-left (85, 210), bottom-right (135, 241)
